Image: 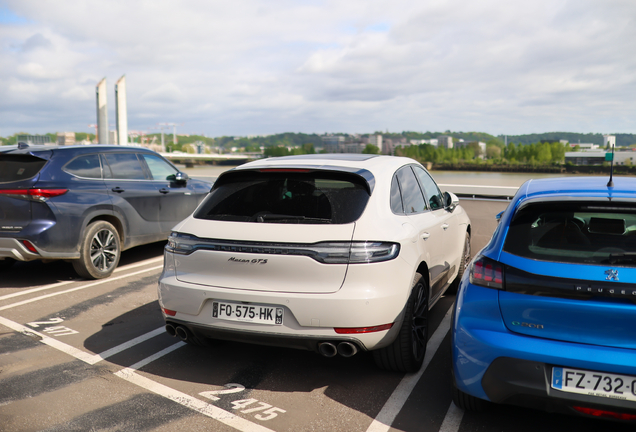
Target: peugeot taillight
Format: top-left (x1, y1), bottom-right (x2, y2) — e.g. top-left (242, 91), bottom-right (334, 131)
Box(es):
top-left (470, 255), bottom-right (504, 289)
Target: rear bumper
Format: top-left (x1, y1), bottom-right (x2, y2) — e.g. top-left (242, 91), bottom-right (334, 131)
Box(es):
top-left (157, 252), bottom-right (415, 351)
top-left (452, 283), bottom-right (636, 415)
top-left (0, 237), bottom-right (79, 261)
top-left (165, 317), bottom-right (368, 353)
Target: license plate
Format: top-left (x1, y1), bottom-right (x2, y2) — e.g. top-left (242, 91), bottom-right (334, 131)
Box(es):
top-left (552, 367), bottom-right (636, 402)
top-left (212, 301), bottom-right (283, 325)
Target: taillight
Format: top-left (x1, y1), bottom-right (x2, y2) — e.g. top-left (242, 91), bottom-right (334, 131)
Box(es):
top-left (334, 323), bottom-right (393, 334)
top-left (165, 232), bottom-right (400, 264)
top-left (572, 406), bottom-right (636, 421)
top-left (0, 189), bottom-right (68, 202)
top-left (470, 255), bottom-right (504, 289)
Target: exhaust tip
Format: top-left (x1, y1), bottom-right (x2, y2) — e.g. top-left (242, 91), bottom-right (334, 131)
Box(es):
top-left (165, 324), bottom-right (176, 337)
top-left (175, 326), bottom-right (189, 341)
top-left (337, 342), bottom-right (358, 357)
top-left (318, 342), bottom-right (337, 357)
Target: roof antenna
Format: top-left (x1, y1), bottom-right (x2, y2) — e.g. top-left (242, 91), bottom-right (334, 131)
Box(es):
top-left (607, 142), bottom-right (615, 187)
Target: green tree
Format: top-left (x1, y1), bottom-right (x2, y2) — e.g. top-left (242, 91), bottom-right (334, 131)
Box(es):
top-left (362, 144), bottom-right (380, 154)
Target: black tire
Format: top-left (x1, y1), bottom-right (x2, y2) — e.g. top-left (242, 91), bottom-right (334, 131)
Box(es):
top-left (0, 258), bottom-right (15, 271)
top-left (452, 383), bottom-right (488, 411)
top-left (72, 221), bottom-right (121, 279)
top-left (373, 273), bottom-right (428, 373)
top-left (447, 231), bottom-right (471, 295)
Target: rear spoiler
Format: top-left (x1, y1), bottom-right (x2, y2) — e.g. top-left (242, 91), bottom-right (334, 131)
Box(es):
top-left (214, 165), bottom-right (376, 195)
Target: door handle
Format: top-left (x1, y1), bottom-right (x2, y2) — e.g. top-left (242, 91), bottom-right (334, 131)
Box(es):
top-left (111, 187), bottom-right (125, 193)
top-left (159, 188), bottom-right (170, 194)
top-left (421, 232), bottom-right (430, 240)
top-left (442, 224), bottom-right (449, 230)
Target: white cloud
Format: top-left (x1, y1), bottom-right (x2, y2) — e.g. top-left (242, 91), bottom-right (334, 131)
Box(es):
top-left (0, 0), bottom-right (634, 137)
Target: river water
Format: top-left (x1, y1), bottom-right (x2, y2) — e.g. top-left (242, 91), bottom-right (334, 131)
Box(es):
top-left (180, 164), bottom-right (615, 198)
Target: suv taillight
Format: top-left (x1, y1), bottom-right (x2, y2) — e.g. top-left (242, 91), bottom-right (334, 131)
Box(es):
top-left (0, 189), bottom-right (68, 202)
top-left (470, 255), bottom-right (504, 289)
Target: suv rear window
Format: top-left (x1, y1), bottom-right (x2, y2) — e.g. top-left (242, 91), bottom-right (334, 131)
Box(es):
top-left (504, 201), bottom-right (636, 266)
top-left (194, 170), bottom-right (370, 224)
top-left (0, 154), bottom-right (47, 183)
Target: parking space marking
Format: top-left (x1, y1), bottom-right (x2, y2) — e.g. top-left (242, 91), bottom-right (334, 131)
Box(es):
top-left (90, 327), bottom-right (168, 363)
top-left (439, 402), bottom-right (464, 432)
top-left (0, 315), bottom-right (99, 363)
top-left (115, 344), bottom-right (277, 432)
top-left (0, 265), bottom-right (163, 311)
top-left (114, 368), bottom-right (276, 432)
top-left (0, 316), bottom-right (167, 364)
top-left (0, 256), bottom-right (163, 302)
top-left (366, 306), bottom-right (453, 432)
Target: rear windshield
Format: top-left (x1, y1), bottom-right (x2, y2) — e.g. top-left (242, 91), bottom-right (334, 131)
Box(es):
top-left (504, 201), bottom-right (636, 266)
top-left (0, 154), bottom-right (47, 183)
top-left (193, 170), bottom-right (370, 224)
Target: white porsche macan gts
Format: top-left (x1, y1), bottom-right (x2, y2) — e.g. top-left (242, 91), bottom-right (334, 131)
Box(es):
top-left (158, 154), bottom-right (471, 372)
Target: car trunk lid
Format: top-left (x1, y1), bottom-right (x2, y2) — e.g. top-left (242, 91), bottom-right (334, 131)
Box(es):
top-left (0, 153), bottom-right (48, 233)
top-left (498, 199), bottom-right (636, 349)
top-left (174, 220), bottom-right (356, 293)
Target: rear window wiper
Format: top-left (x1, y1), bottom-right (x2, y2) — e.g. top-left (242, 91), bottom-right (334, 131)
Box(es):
top-left (254, 213), bottom-right (332, 223)
top-left (608, 252), bottom-right (636, 264)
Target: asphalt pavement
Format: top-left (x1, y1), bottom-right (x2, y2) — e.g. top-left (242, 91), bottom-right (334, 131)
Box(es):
top-left (1, 199), bottom-right (633, 432)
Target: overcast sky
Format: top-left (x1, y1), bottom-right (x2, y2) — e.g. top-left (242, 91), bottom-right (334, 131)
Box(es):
top-left (1, 0), bottom-right (635, 138)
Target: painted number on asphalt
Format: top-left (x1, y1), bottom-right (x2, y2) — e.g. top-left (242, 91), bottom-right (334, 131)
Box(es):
top-left (26, 318), bottom-right (79, 336)
top-left (199, 383), bottom-right (286, 421)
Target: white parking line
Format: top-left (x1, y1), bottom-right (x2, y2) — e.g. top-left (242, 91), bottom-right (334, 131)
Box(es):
top-left (87, 327), bottom-right (168, 364)
top-left (0, 310), bottom-right (277, 432)
top-left (0, 256), bottom-right (163, 302)
top-left (0, 315), bottom-right (99, 364)
top-left (115, 367), bottom-right (276, 432)
top-left (439, 402), bottom-right (464, 432)
top-left (366, 306), bottom-right (453, 432)
top-left (0, 315), bottom-right (169, 365)
top-left (0, 265), bottom-right (163, 311)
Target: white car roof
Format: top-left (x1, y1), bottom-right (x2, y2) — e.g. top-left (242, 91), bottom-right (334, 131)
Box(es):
top-left (236, 154), bottom-right (419, 178)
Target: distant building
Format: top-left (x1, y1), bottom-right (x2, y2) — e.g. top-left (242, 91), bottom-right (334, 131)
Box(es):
top-left (109, 130), bottom-right (118, 145)
top-left (566, 149), bottom-right (635, 166)
top-left (569, 143), bottom-right (599, 150)
top-left (57, 132), bottom-right (76, 146)
top-left (603, 135), bottom-right (616, 148)
top-left (17, 134), bottom-right (51, 145)
top-left (368, 134), bottom-right (383, 154)
top-left (321, 135), bottom-right (345, 153)
top-left (438, 135), bottom-right (453, 149)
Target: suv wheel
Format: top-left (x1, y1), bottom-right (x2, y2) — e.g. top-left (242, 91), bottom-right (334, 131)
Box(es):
top-left (73, 221), bottom-right (121, 279)
top-left (447, 232), bottom-right (470, 295)
top-left (373, 272), bottom-right (428, 372)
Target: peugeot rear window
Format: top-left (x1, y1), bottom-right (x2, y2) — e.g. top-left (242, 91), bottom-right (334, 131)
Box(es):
top-left (504, 201), bottom-right (636, 266)
top-left (194, 170), bottom-right (370, 224)
top-left (0, 154), bottom-right (47, 183)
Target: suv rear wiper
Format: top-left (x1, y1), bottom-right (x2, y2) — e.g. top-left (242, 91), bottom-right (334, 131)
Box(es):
top-left (608, 252), bottom-right (636, 264)
top-left (255, 213), bottom-right (331, 224)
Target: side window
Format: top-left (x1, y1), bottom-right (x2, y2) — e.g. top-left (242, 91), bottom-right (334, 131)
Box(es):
top-left (64, 154), bottom-right (102, 178)
top-left (390, 175), bottom-right (404, 214)
top-left (103, 153), bottom-right (146, 180)
top-left (142, 154), bottom-right (178, 180)
top-left (396, 166), bottom-right (426, 214)
top-left (413, 166), bottom-right (444, 210)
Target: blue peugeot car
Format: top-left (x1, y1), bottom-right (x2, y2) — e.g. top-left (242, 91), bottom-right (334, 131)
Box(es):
top-left (451, 176), bottom-right (636, 421)
top-left (0, 144), bottom-right (211, 279)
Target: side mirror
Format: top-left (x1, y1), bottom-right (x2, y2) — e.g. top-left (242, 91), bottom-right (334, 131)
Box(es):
top-left (444, 191), bottom-right (459, 212)
top-left (174, 172), bottom-right (189, 184)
